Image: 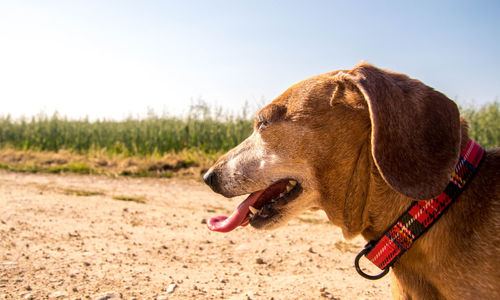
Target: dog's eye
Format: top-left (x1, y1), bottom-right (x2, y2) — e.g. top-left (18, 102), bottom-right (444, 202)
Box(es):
top-left (257, 118), bottom-right (269, 130)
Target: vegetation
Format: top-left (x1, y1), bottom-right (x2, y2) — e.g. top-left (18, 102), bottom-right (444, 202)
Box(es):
top-left (461, 102), bottom-right (500, 150)
top-left (0, 147), bottom-right (217, 179)
top-left (62, 188), bottom-right (105, 197)
top-left (0, 102), bottom-right (254, 156)
top-left (0, 102), bottom-right (498, 178)
top-left (112, 195), bottom-right (146, 204)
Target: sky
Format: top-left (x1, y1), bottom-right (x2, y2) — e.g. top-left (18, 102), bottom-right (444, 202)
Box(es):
top-left (1, 0), bottom-right (499, 120)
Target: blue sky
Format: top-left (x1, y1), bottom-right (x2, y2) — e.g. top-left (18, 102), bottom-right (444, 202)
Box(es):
top-left (1, 0), bottom-right (499, 119)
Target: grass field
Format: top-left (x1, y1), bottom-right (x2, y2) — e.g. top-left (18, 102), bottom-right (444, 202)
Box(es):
top-left (0, 102), bottom-right (498, 179)
top-left (0, 111), bottom-right (253, 156)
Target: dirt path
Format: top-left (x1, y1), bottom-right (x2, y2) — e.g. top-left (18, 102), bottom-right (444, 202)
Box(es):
top-left (0, 171), bottom-right (391, 299)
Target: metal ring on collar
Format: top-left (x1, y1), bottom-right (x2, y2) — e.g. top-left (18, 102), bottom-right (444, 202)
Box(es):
top-left (354, 247), bottom-right (390, 280)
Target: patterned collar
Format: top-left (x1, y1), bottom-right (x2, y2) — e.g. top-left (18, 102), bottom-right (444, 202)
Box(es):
top-left (355, 139), bottom-right (485, 280)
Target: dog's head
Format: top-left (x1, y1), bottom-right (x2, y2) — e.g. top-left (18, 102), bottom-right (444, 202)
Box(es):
top-left (203, 63), bottom-right (462, 234)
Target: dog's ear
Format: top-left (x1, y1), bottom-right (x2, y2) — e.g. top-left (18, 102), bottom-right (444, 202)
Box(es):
top-left (331, 63), bottom-right (461, 200)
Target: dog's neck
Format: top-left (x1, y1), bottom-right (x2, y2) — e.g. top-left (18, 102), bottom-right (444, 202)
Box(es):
top-left (350, 121), bottom-right (471, 242)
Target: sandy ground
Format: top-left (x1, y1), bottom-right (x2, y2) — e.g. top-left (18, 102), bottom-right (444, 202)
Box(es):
top-left (0, 171), bottom-right (391, 299)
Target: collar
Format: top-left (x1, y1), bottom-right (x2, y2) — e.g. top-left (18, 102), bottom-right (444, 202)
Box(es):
top-left (355, 138), bottom-right (485, 280)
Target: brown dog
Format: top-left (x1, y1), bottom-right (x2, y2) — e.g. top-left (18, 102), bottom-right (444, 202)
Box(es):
top-left (203, 63), bottom-right (500, 299)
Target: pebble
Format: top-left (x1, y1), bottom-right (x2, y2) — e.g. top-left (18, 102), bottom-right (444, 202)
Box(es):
top-left (49, 291), bottom-right (69, 299)
top-left (235, 243), bottom-right (252, 252)
top-left (166, 283), bottom-right (177, 294)
top-left (69, 269), bottom-right (80, 277)
top-left (255, 258), bottom-right (266, 264)
top-left (94, 291), bottom-right (121, 300)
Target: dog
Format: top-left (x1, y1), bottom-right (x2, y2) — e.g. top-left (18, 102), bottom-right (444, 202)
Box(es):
top-left (203, 63), bottom-right (500, 299)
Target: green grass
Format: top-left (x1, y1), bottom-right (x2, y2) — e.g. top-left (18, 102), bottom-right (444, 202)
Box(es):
top-left (0, 102), bottom-right (498, 180)
top-left (0, 162), bottom-right (42, 173)
top-left (47, 162), bottom-right (92, 174)
top-left (0, 162), bottom-right (12, 171)
top-left (461, 102), bottom-right (500, 149)
top-left (0, 148), bottom-right (217, 180)
top-left (0, 103), bottom-right (254, 156)
top-left (62, 188), bottom-right (105, 197)
top-left (0, 160), bottom-right (96, 175)
top-left (112, 195), bottom-right (146, 203)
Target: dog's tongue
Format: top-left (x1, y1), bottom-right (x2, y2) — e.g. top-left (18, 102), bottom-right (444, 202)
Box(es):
top-left (207, 190), bottom-right (265, 232)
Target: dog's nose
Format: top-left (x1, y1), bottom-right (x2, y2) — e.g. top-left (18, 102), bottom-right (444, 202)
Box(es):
top-left (203, 170), bottom-right (217, 188)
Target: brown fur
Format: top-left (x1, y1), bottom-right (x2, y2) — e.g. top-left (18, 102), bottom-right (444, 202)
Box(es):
top-left (205, 63), bottom-right (500, 299)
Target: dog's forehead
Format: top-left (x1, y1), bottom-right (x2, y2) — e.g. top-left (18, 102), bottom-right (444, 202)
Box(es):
top-left (260, 72), bottom-right (340, 118)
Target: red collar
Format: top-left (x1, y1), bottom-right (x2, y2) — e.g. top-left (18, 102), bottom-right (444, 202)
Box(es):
top-left (355, 139), bottom-right (485, 280)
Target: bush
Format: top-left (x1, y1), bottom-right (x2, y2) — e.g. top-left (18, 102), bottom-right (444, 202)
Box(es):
top-left (462, 102), bottom-right (500, 149)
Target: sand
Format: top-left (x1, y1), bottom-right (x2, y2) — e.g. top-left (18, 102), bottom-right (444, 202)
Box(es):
top-left (0, 171), bottom-right (391, 299)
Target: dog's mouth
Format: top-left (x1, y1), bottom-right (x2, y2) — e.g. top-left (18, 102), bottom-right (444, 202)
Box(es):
top-left (207, 179), bottom-right (303, 232)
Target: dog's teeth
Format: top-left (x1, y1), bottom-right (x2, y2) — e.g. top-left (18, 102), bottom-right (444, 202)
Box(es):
top-left (286, 180), bottom-right (297, 192)
top-left (249, 206), bottom-right (259, 215)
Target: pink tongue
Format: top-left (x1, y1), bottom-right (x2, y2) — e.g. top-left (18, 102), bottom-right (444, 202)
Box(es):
top-left (207, 190), bottom-right (265, 232)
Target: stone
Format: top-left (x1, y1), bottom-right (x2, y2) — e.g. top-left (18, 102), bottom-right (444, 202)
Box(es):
top-left (49, 291), bottom-right (69, 299)
top-left (93, 291), bottom-right (121, 300)
top-left (166, 283), bottom-right (177, 294)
